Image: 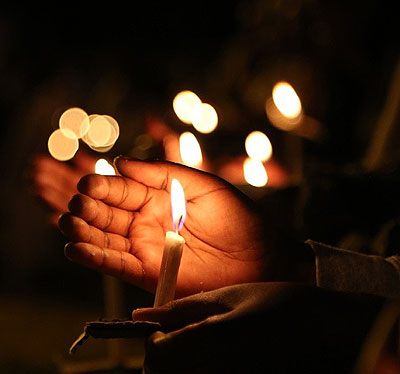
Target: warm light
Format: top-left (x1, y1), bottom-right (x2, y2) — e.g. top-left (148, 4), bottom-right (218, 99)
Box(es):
top-left (83, 114), bottom-right (119, 153)
top-left (95, 158), bottom-right (116, 176)
top-left (243, 157), bottom-right (268, 187)
top-left (59, 107), bottom-right (90, 139)
top-left (173, 90), bottom-right (202, 124)
top-left (103, 115), bottom-right (120, 143)
top-left (191, 103), bottom-right (218, 134)
top-left (48, 129), bottom-right (79, 161)
top-left (179, 132), bottom-right (203, 168)
top-left (272, 82), bottom-right (302, 119)
top-left (171, 179), bottom-right (186, 232)
top-left (245, 131), bottom-right (273, 162)
top-left (86, 115), bottom-right (112, 146)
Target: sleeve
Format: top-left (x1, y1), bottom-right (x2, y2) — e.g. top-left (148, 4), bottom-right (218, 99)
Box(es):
top-left (306, 240), bottom-right (400, 298)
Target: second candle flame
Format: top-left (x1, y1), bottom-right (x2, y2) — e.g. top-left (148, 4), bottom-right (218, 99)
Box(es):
top-left (171, 179), bottom-right (186, 233)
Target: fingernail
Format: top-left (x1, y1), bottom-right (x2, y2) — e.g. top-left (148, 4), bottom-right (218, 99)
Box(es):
top-left (132, 307), bottom-right (153, 321)
top-left (113, 155), bottom-right (129, 165)
top-left (150, 331), bottom-right (167, 345)
top-left (63, 242), bottom-right (73, 259)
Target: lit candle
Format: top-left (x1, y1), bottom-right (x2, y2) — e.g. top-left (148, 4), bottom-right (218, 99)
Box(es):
top-left (153, 179), bottom-right (186, 307)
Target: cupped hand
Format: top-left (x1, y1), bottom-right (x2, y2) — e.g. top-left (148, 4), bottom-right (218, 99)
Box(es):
top-left (59, 156), bottom-right (287, 296)
top-left (133, 282), bottom-right (384, 374)
top-left (32, 149), bottom-right (97, 224)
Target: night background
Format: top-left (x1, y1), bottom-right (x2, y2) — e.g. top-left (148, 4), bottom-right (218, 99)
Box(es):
top-left (0, 1), bottom-right (399, 372)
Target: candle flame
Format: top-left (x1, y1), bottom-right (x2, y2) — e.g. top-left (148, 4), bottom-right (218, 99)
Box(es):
top-left (171, 179), bottom-right (186, 232)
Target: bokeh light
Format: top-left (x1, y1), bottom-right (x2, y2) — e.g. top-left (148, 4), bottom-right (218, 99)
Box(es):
top-left (173, 90), bottom-right (202, 124)
top-left (245, 131), bottom-right (273, 162)
top-left (272, 82), bottom-right (302, 119)
top-left (265, 98), bottom-right (302, 131)
top-left (59, 107), bottom-right (90, 139)
top-left (82, 114), bottom-right (120, 152)
top-left (48, 128), bottom-right (79, 161)
top-left (191, 103), bottom-right (218, 134)
top-left (95, 158), bottom-right (116, 175)
top-left (179, 131), bottom-right (203, 168)
top-left (86, 115), bottom-right (112, 146)
top-left (243, 157), bottom-right (268, 187)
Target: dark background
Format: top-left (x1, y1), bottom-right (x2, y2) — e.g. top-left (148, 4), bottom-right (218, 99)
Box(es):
top-left (0, 1), bottom-right (399, 372)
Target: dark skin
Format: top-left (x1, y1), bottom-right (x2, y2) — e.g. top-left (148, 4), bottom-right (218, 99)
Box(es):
top-left (34, 153), bottom-right (390, 373)
top-left (133, 282), bottom-right (385, 374)
top-left (58, 156), bottom-right (314, 297)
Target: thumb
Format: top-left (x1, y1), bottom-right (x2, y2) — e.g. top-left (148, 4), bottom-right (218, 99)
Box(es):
top-left (114, 156), bottom-right (173, 190)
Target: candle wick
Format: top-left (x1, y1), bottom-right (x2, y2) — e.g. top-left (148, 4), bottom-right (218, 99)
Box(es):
top-left (175, 215), bottom-right (184, 234)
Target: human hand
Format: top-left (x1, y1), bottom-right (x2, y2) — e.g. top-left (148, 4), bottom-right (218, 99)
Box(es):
top-left (59, 156), bottom-right (310, 297)
top-left (32, 149), bottom-right (97, 224)
top-left (133, 282), bottom-right (384, 374)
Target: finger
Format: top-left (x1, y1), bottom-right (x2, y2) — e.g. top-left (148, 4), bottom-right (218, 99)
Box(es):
top-left (77, 174), bottom-right (150, 210)
top-left (59, 213), bottom-right (132, 252)
top-left (114, 156), bottom-right (220, 196)
top-left (49, 213), bottom-right (61, 226)
top-left (132, 293), bottom-right (230, 329)
top-left (68, 194), bottom-right (134, 235)
top-left (35, 185), bottom-right (70, 213)
top-left (34, 169), bottom-right (77, 198)
top-left (64, 242), bottom-right (148, 290)
top-left (33, 155), bottom-right (83, 183)
top-left (72, 149), bottom-right (97, 174)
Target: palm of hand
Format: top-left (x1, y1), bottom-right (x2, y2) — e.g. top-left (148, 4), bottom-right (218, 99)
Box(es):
top-left (60, 158), bottom-right (268, 296)
top-left (128, 183), bottom-right (266, 296)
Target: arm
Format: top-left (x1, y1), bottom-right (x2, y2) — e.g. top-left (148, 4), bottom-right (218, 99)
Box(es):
top-left (133, 282), bottom-right (385, 374)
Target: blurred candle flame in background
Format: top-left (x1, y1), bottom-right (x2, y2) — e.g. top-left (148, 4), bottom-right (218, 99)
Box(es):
top-left (191, 102), bottom-right (218, 134)
top-left (173, 90), bottom-right (202, 124)
top-left (47, 128), bottom-right (79, 161)
top-left (172, 91), bottom-right (218, 134)
top-left (243, 157), bottom-right (268, 187)
top-left (83, 114), bottom-right (120, 151)
top-left (95, 158), bottom-right (116, 176)
top-left (87, 116), bottom-right (112, 147)
top-left (48, 108), bottom-right (120, 162)
top-left (59, 107), bottom-right (90, 139)
top-left (272, 81), bottom-right (302, 119)
top-left (179, 131), bottom-right (203, 168)
top-left (266, 81), bottom-right (303, 131)
top-left (245, 130), bottom-right (273, 162)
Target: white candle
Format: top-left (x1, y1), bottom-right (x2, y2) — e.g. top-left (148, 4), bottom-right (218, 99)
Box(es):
top-left (153, 179), bottom-right (186, 307)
